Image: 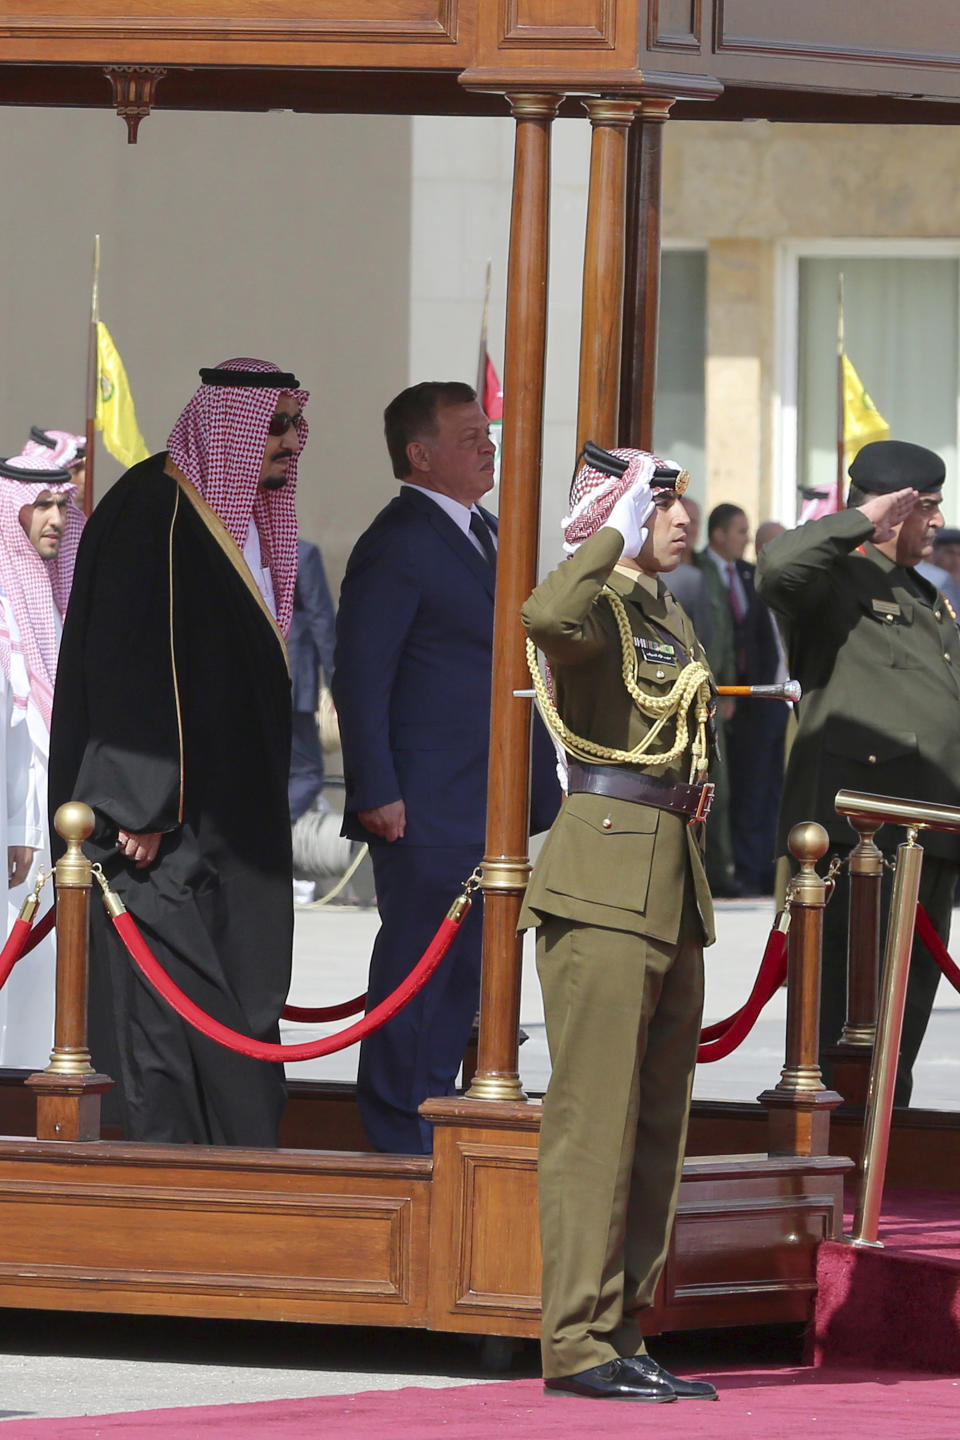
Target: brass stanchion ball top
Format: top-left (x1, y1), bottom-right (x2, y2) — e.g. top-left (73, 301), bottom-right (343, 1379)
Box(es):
top-left (55, 801), bottom-right (96, 844)
top-left (788, 820), bottom-right (829, 864)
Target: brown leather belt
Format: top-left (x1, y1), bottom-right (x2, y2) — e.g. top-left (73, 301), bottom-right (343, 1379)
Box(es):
top-left (566, 762), bottom-right (714, 822)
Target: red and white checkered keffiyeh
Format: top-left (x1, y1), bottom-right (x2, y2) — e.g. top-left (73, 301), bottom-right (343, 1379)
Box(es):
top-left (167, 358), bottom-right (308, 637)
top-left (0, 451), bottom-right (84, 748)
top-left (561, 447), bottom-right (664, 554)
top-left (23, 430), bottom-right (85, 470)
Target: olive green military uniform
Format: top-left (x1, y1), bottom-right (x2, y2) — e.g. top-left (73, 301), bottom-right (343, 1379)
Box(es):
top-left (519, 525), bottom-right (714, 1380)
top-left (758, 507), bottom-right (960, 1103)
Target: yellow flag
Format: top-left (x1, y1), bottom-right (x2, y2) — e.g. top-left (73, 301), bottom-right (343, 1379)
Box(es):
top-left (95, 321), bottom-right (150, 468)
top-left (842, 353), bottom-right (890, 461)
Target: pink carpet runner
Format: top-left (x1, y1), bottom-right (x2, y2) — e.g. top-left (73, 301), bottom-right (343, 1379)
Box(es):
top-left (2, 1369), bottom-right (960, 1440)
top-left (814, 1186), bottom-right (960, 1372)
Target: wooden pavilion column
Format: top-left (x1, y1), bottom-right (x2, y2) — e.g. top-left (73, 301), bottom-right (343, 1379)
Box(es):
top-left (465, 91), bottom-right (561, 1102)
top-left (576, 97), bottom-right (642, 454)
top-left (618, 100), bottom-right (674, 450)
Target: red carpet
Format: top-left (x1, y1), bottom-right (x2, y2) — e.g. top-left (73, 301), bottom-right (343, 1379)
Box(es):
top-left (815, 1186), bottom-right (960, 1372)
top-left (3, 1369), bottom-right (960, 1440)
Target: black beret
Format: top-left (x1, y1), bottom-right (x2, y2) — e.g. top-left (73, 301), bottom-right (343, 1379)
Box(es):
top-left (934, 528), bottom-right (960, 546)
top-left (848, 440), bottom-right (945, 494)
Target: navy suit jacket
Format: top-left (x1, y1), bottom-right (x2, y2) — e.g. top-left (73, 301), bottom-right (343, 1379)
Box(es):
top-left (333, 484), bottom-right (560, 848)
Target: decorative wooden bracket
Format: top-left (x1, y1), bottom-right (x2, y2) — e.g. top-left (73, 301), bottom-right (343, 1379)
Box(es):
top-left (104, 66), bottom-right (167, 144)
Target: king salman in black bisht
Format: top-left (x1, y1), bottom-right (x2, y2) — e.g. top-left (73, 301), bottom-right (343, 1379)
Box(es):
top-left (49, 359), bottom-right (309, 1146)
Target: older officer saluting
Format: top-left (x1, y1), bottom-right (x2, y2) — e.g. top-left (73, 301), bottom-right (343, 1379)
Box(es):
top-left (759, 440), bottom-right (960, 1107)
top-left (520, 446), bottom-right (719, 1403)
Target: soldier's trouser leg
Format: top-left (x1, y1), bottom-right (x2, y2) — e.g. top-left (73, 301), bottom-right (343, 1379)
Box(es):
top-left (536, 887), bottom-right (703, 1379)
top-left (818, 848), bottom-right (957, 1107)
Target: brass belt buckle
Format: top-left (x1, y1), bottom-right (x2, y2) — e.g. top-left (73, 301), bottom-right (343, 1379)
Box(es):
top-left (690, 783), bottom-right (714, 825)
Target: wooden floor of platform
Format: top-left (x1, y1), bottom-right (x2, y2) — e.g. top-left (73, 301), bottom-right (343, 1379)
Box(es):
top-left (0, 1076), bottom-right (859, 1339)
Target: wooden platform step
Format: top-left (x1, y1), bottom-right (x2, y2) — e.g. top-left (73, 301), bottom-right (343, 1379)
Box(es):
top-left (0, 1094), bottom-right (850, 1342)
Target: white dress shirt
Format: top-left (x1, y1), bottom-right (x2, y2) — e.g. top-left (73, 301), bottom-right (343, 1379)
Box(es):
top-left (244, 519), bottom-right (277, 618)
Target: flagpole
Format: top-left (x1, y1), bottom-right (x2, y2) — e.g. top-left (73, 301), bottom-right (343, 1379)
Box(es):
top-left (835, 271), bottom-right (845, 513)
top-left (477, 258), bottom-right (491, 396)
top-left (84, 235), bottom-right (100, 515)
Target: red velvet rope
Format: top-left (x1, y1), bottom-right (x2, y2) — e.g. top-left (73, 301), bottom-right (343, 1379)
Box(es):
top-left (19, 905), bottom-right (56, 956)
top-left (696, 926), bottom-right (789, 1063)
top-left (110, 903), bottom-right (467, 1062)
top-left (0, 904), bottom-right (56, 991)
top-left (915, 902), bottom-right (960, 995)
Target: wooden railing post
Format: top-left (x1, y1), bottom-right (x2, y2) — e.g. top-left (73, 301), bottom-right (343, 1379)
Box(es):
top-left (465, 90), bottom-right (561, 1103)
top-left (759, 821), bottom-right (843, 1155)
top-left (26, 802), bottom-right (112, 1140)
top-left (827, 815), bottom-right (883, 1108)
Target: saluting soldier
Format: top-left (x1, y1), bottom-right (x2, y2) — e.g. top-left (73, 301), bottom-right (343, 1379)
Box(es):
top-left (520, 446), bottom-right (718, 1404)
top-left (758, 440), bottom-right (960, 1106)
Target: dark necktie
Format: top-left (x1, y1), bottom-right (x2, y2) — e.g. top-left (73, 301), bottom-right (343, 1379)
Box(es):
top-left (469, 512), bottom-right (498, 572)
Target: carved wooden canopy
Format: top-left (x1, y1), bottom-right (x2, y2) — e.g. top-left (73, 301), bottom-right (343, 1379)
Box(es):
top-left (1, 2), bottom-right (960, 127)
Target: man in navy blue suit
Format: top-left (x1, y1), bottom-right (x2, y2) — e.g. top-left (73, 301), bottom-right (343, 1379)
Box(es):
top-left (333, 380), bottom-right (560, 1153)
top-left (703, 503), bottom-right (783, 894)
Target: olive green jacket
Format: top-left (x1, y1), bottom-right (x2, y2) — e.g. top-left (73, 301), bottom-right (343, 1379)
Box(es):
top-left (757, 507), bottom-right (960, 860)
top-left (518, 527), bottom-right (715, 946)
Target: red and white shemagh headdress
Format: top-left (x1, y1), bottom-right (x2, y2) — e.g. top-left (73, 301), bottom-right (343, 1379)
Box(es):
top-left (0, 450), bottom-right (84, 748)
top-left (23, 429), bottom-right (85, 470)
top-left (561, 448), bottom-right (658, 554)
top-left (167, 358), bottom-right (309, 637)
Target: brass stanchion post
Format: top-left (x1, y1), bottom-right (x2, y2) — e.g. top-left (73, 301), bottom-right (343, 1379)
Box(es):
top-left (759, 821), bottom-right (843, 1155)
top-left (848, 830), bottom-right (925, 1246)
top-left (26, 802), bottom-right (112, 1140)
top-left (827, 814), bottom-right (883, 1108)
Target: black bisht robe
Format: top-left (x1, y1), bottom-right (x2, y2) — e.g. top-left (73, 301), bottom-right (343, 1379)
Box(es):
top-left (49, 454), bottom-right (293, 1145)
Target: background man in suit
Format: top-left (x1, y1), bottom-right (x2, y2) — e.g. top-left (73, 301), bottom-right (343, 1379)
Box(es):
top-left (664, 496), bottom-right (712, 648)
top-left (690, 507), bottom-right (737, 895)
top-left (759, 440), bottom-right (960, 1105)
top-left (288, 537), bottom-right (343, 905)
top-left (520, 446), bottom-right (717, 1403)
top-left (702, 503), bottom-right (783, 894)
top-left (333, 380), bottom-right (559, 1154)
top-left (289, 538), bottom-right (336, 826)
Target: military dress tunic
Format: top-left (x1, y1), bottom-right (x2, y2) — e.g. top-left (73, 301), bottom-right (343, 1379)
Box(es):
top-left (758, 507), bottom-right (960, 1101)
top-left (520, 525), bottom-right (715, 1380)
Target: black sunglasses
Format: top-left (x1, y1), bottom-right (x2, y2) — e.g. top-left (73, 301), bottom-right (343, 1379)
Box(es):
top-left (267, 411), bottom-right (304, 437)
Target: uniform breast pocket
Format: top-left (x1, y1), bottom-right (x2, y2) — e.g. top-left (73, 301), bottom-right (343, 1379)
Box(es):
top-left (546, 796), bottom-right (660, 913)
top-left (857, 598), bottom-right (919, 668)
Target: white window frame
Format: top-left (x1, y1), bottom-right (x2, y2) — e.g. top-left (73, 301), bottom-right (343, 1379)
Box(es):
top-left (775, 238), bottom-right (960, 525)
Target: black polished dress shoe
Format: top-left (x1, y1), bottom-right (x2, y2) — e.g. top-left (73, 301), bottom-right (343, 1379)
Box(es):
top-left (623, 1354), bottom-right (719, 1400)
top-left (544, 1357), bottom-right (677, 1401)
